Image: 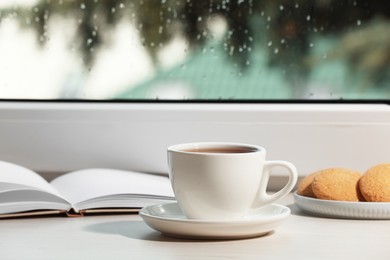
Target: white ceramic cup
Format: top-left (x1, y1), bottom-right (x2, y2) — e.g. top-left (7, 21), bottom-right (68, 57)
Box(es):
top-left (167, 142), bottom-right (298, 220)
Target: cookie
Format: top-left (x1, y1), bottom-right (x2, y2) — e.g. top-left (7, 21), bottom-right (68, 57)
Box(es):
top-left (311, 168), bottom-right (363, 202)
top-left (359, 164), bottom-right (390, 202)
top-left (297, 171), bottom-right (321, 198)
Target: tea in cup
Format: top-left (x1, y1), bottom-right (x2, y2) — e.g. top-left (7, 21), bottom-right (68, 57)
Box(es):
top-left (167, 142), bottom-right (298, 220)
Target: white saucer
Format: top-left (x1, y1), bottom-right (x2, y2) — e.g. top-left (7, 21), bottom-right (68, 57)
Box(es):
top-left (294, 192), bottom-right (390, 219)
top-left (139, 202), bottom-right (290, 239)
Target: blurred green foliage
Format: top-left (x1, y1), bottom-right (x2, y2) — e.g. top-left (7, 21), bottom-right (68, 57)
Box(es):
top-left (0, 0), bottom-right (389, 87)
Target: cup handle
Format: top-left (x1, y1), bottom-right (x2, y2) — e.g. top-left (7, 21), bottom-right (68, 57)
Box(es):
top-left (253, 160), bottom-right (298, 208)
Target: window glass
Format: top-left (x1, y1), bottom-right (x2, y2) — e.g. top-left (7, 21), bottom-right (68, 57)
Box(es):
top-left (0, 0), bottom-right (389, 100)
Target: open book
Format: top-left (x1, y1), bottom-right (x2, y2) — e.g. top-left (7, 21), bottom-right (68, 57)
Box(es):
top-left (0, 160), bottom-right (175, 218)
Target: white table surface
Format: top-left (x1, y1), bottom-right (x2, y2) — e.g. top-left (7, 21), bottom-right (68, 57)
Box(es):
top-left (1, 193), bottom-right (389, 260)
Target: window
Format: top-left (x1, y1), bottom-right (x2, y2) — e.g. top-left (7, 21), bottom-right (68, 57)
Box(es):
top-left (0, 1), bottom-right (389, 178)
top-left (0, 0), bottom-right (389, 100)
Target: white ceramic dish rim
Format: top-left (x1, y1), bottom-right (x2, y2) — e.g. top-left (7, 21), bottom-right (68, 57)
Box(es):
top-left (139, 202), bottom-right (290, 224)
top-left (294, 192), bottom-right (390, 207)
top-left (294, 192), bottom-right (390, 219)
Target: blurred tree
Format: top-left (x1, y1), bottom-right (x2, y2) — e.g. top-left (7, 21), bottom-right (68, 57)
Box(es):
top-left (0, 0), bottom-right (389, 89)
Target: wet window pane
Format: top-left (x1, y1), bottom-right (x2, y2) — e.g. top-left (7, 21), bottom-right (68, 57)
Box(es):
top-left (0, 0), bottom-right (389, 100)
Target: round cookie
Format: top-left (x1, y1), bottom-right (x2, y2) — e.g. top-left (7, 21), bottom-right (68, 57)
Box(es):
top-left (359, 164), bottom-right (390, 202)
top-left (297, 171), bottom-right (321, 198)
top-left (311, 168), bottom-right (363, 202)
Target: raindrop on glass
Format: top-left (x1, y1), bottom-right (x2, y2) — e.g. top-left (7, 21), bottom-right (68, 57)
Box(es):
top-left (229, 46), bottom-right (235, 56)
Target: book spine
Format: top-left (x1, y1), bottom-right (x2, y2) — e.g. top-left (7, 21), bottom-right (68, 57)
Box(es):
top-left (65, 208), bottom-right (84, 217)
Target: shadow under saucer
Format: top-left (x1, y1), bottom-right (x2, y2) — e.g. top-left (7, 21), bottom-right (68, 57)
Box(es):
top-left (85, 220), bottom-right (262, 242)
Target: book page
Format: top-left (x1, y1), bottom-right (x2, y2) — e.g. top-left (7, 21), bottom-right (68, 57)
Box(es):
top-left (0, 161), bottom-right (63, 198)
top-left (50, 169), bottom-right (174, 206)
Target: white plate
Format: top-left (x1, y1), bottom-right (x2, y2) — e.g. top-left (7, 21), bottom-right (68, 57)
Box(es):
top-left (139, 202), bottom-right (290, 239)
top-left (294, 192), bottom-right (390, 219)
